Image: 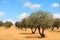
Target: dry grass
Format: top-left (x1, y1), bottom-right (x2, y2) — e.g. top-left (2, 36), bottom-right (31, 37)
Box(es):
top-left (0, 26), bottom-right (60, 40)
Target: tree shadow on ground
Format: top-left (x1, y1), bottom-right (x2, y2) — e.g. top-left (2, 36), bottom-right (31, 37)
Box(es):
top-left (19, 33), bottom-right (38, 35)
top-left (25, 36), bottom-right (46, 38)
top-left (52, 30), bottom-right (60, 32)
top-left (19, 33), bottom-right (46, 38)
top-left (26, 36), bottom-right (40, 38)
top-left (57, 31), bottom-right (60, 32)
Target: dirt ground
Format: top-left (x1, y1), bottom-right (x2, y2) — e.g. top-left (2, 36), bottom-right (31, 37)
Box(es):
top-left (0, 26), bottom-right (60, 40)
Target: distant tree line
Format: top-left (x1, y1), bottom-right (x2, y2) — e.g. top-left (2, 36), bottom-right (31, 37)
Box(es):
top-left (0, 21), bottom-right (13, 29)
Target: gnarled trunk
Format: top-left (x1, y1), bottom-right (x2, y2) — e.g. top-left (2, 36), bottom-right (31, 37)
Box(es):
top-left (57, 26), bottom-right (59, 29)
top-left (25, 28), bottom-right (27, 31)
top-left (41, 28), bottom-right (45, 37)
top-left (38, 26), bottom-right (45, 37)
top-left (51, 27), bottom-right (54, 31)
top-left (31, 28), bottom-right (35, 34)
top-left (37, 26), bottom-right (41, 35)
top-left (32, 27), bottom-right (37, 34)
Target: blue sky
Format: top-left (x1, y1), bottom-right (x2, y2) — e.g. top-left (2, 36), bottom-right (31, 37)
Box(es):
top-left (0, 0), bottom-right (60, 23)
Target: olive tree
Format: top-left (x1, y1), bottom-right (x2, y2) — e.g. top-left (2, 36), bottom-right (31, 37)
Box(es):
top-left (15, 21), bottom-right (23, 29)
top-left (27, 12), bottom-right (38, 33)
top-left (28, 10), bottom-right (53, 37)
top-left (4, 21), bottom-right (13, 29)
top-left (21, 18), bottom-right (27, 31)
top-left (52, 18), bottom-right (60, 31)
top-left (0, 21), bottom-right (4, 27)
top-left (15, 18), bottom-right (28, 31)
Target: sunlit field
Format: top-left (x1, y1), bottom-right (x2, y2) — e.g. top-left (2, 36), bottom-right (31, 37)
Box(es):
top-left (0, 0), bottom-right (60, 40)
top-left (0, 25), bottom-right (60, 40)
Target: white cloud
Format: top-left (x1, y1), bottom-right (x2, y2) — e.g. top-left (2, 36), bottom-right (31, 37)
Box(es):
top-left (3, 18), bottom-right (15, 24)
top-left (0, 12), bottom-right (5, 17)
top-left (24, 1), bottom-right (41, 9)
top-left (51, 3), bottom-right (59, 7)
top-left (18, 12), bottom-right (28, 21)
top-left (53, 13), bottom-right (60, 18)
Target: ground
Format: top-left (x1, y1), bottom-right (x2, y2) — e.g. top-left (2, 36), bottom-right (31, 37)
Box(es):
top-left (0, 26), bottom-right (60, 40)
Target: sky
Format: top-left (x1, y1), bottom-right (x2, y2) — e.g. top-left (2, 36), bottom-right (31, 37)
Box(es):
top-left (0, 0), bottom-right (60, 23)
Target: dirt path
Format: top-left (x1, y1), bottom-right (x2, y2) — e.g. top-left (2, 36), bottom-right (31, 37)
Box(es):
top-left (0, 26), bottom-right (60, 40)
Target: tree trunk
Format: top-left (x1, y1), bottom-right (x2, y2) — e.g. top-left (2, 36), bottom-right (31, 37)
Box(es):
top-left (57, 27), bottom-right (59, 30)
top-left (41, 28), bottom-right (45, 37)
top-left (31, 28), bottom-right (35, 34)
top-left (31, 28), bottom-right (33, 33)
top-left (37, 26), bottom-right (41, 35)
top-left (25, 28), bottom-right (26, 31)
top-left (32, 27), bottom-right (37, 34)
top-left (51, 27), bottom-right (54, 31)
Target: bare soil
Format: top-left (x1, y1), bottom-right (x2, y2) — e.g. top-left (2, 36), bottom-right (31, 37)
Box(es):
top-left (0, 26), bottom-right (60, 40)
